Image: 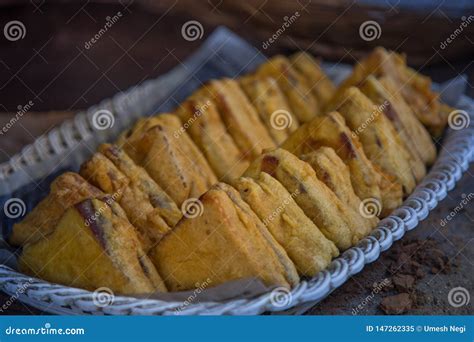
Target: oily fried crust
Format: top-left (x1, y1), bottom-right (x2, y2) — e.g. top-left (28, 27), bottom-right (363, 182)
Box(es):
top-left (256, 56), bottom-right (319, 122)
top-left (175, 95), bottom-right (249, 181)
top-left (300, 147), bottom-right (379, 231)
top-left (290, 52), bottom-right (336, 108)
top-left (150, 183), bottom-right (299, 291)
top-left (233, 173), bottom-right (338, 277)
top-left (240, 75), bottom-right (299, 144)
top-left (200, 79), bottom-right (275, 159)
top-left (19, 198), bottom-right (167, 294)
top-left (119, 114), bottom-right (217, 206)
top-left (331, 87), bottom-right (417, 195)
top-left (9, 172), bottom-right (104, 246)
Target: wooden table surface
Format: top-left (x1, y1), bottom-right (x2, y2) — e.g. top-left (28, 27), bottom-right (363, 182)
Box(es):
top-left (0, 1), bottom-right (472, 315)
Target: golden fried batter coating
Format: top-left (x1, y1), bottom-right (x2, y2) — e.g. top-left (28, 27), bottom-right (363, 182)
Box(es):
top-left (150, 183), bottom-right (299, 291)
top-left (240, 75), bottom-right (299, 144)
top-left (19, 198), bottom-right (167, 294)
top-left (233, 173), bottom-right (338, 276)
top-left (175, 95), bottom-right (249, 181)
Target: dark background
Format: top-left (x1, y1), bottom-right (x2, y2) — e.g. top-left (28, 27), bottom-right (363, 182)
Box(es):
top-left (0, 0), bottom-right (472, 315)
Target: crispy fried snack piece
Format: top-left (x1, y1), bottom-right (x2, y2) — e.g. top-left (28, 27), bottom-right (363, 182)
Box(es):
top-left (80, 149), bottom-right (179, 251)
top-left (240, 75), bottom-right (299, 144)
top-left (233, 173), bottom-right (339, 276)
top-left (150, 183), bottom-right (299, 291)
top-left (98, 144), bottom-right (181, 228)
top-left (329, 47), bottom-right (446, 136)
top-left (119, 114), bottom-right (217, 206)
top-left (256, 56), bottom-right (319, 122)
top-left (331, 87), bottom-right (418, 194)
top-left (300, 147), bottom-right (379, 231)
top-left (9, 172), bottom-right (103, 246)
top-left (281, 112), bottom-right (384, 208)
top-left (200, 79), bottom-right (275, 159)
top-left (175, 95), bottom-right (249, 181)
top-left (376, 166), bottom-right (403, 217)
top-left (244, 148), bottom-right (365, 250)
top-left (19, 198), bottom-right (167, 294)
top-left (290, 52), bottom-right (336, 108)
top-left (375, 76), bottom-right (437, 165)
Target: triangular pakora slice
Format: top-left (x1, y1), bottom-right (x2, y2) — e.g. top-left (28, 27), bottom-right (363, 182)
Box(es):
top-left (256, 56), bottom-right (319, 122)
top-left (150, 182), bottom-right (299, 292)
top-left (19, 198), bottom-right (167, 294)
top-left (244, 148), bottom-right (363, 250)
top-left (240, 75), bottom-right (299, 144)
top-left (118, 114), bottom-right (217, 206)
top-left (199, 78), bottom-right (275, 159)
top-left (175, 95), bottom-right (249, 181)
top-left (300, 147), bottom-right (379, 231)
top-left (9, 172), bottom-right (103, 246)
top-left (233, 173), bottom-right (338, 277)
top-left (290, 52), bottom-right (336, 108)
top-left (331, 87), bottom-right (419, 193)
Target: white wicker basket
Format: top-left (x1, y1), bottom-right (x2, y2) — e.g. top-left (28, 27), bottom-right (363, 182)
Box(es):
top-left (0, 28), bottom-right (472, 315)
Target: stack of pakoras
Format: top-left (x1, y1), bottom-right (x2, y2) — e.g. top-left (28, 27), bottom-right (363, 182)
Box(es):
top-left (11, 48), bottom-right (448, 295)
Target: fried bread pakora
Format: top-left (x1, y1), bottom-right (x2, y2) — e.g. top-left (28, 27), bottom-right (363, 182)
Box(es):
top-left (328, 47), bottom-right (446, 136)
top-left (80, 151), bottom-right (176, 251)
top-left (300, 147), bottom-right (379, 231)
top-left (359, 76), bottom-right (434, 172)
top-left (98, 143), bottom-right (181, 228)
top-left (374, 76), bottom-right (437, 165)
top-left (233, 173), bottom-right (338, 276)
top-left (290, 52), bottom-right (336, 108)
top-left (150, 183), bottom-right (299, 291)
top-left (256, 56), bottom-right (319, 122)
top-left (19, 198), bottom-right (167, 294)
top-left (9, 172), bottom-right (104, 246)
top-left (331, 87), bottom-right (418, 194)
top-left (240, 75), bottom-right (299, 144)
top-left (244, 148), bottom-right (364, 250)
top-left (200, 79), bottom-right (275, 159)
top-left (119, 114), bottom-right (217, 206)
top-left (281, 112), bottom-right (384, 209)
top-left (175, 95), bottom-right (249, 181)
